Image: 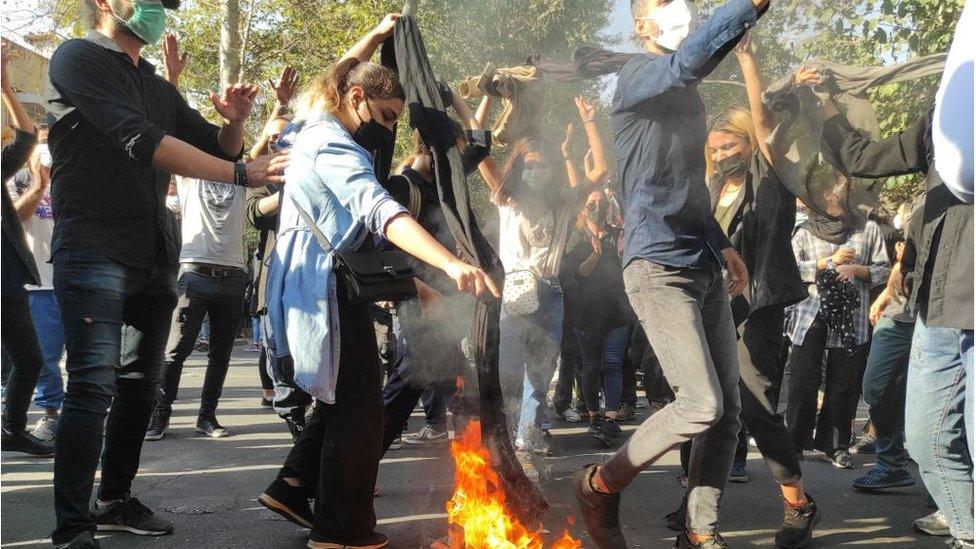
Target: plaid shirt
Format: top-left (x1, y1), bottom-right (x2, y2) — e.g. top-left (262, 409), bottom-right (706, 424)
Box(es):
top-left (787, 221), bottom-right (890, 348)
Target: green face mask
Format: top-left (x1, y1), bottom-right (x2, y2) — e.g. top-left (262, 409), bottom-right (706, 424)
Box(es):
top-left (115, 0), bottom-right (167, 45)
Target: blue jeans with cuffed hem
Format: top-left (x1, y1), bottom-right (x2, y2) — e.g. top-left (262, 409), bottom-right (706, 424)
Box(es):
top-left (905, 317), bottom-right (973, 542)
top-left (499, 278), bottom-right (563, 443)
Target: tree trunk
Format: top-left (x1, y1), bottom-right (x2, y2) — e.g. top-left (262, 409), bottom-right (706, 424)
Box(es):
top-left (219, 0), bottom-right (242, 88)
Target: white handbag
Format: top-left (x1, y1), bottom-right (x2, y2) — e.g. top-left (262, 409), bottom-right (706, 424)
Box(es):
top-left (502, 270), bottom-right (540, 316)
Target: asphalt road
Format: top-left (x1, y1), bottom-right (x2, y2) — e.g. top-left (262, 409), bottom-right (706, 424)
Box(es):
top-left (1, 344), bottom-right (947, 548)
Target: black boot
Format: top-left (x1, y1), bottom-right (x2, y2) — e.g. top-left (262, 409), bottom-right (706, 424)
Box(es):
top-left (572, 464), bottom-right (626, 548)
top-left (775, 493), bottom-right (819, 548)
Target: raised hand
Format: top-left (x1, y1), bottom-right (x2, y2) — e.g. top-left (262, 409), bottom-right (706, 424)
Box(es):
top-left (269, 66), bottom-right (299, 105)
top-left (162, 33), bottom-right (189, 86)
top-left (574, 95), bottom-right (596, 123)
top-left (373, 13), bottom-right (401, 40)
top-left (795, 65), bottom-right (821, 87)
top-left (210, 83), bottom-right (260, 124)
top-left (561, 123), bottom-right (574, 157)
top-left (1, 42), bottom-right (10, 88)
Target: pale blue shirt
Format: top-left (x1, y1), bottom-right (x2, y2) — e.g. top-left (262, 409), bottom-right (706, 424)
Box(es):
top-left (266, 112), bottom-right (407, 403)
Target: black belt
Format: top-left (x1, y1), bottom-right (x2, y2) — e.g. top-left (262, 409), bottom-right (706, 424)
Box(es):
top-left (182, 263), bottom-right (245, 278)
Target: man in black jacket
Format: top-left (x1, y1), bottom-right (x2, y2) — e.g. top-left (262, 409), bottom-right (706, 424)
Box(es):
top-left (45, 1), bottom-right (286, 546)
top-left (821, 100), bottom-right (974, 548)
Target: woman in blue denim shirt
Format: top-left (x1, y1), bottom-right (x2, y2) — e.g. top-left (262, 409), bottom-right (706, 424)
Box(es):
top-left (258, 17), bottom-right (497, 548)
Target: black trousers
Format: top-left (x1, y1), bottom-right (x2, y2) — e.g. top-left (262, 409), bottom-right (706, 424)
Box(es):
top-left (1, 288), bottom-right (44, 434)
top-left (738, 307), bottom-right (802, 483)
top-left (553, 314), bottom-right (584, 413)
top-left (277, 293), bottom-right (383, 541)
top-left (786, 314), bottom-right (869, 454)
top-left (157, 268), bottom-right (246, 418)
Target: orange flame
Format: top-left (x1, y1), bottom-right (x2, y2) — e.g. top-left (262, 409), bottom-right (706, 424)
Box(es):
top-left (445, 421), bottom-right (581, 549)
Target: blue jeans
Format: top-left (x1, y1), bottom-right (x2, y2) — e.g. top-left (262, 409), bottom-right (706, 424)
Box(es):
top-left (905, 317), bottom-right (974, 541)
top-left (575, 324), bottom-right (629, 414)
top-left (28, 290), bottom-right (66, 410)
top-left (499, 278), bottom-right (563, 442)
top-left (862, 317), bottom-right (914, 472)
top-left (51, 249), bottom-right (177, 544)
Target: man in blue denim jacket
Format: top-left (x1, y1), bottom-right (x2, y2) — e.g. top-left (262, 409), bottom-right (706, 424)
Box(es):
top-left (572, 2), bottom-right (801, 549)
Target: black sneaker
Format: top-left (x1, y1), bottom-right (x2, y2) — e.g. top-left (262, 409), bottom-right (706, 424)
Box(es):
top-left (603, 418), bottom-right (622, 438)
top-left (1, 428), bottom-right (55, 456)
top-left (665, 498), bottom-right (687, 532)
top-left (144, 409), bottom-right (170, 441)
top-left (55, 531), bottom-right (100, 549)
top-left (261, 396), bottom-right (273, 407)
top-left (258, 478), bottom-right (313, 528)
top-left (617, 403), bottom-right (637, 421)
top-left (775, 494), bottom-right (819, 548)
top-left (572, 464), bottom-right (626, 548)
top-left (93, 497), bottom-right (174, 536)
top-left (307, 531), bottom-right (388, 548)
top-left (588, 419), bottom-right (612, 447)
top-left (675, 531), bottom-right (729, 548)
top-left (196, 415), bottom-right (229, 438)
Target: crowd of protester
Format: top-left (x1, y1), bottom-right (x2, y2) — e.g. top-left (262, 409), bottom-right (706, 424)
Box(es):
top-left (0, 0), bottom-right (972, 548)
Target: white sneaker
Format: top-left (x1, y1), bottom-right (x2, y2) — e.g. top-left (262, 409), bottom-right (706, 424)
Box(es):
top-left (32, 414), bottom-right (58, 442)
top-left (914, 509), bottom-right (950, 537)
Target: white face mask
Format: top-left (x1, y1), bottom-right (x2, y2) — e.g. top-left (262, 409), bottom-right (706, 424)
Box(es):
top-left (643, 0), bottom-right (700, 52)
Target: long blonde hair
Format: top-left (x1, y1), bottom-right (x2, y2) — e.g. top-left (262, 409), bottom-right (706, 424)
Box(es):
top-left (704, 107), bottom-right (757, 180)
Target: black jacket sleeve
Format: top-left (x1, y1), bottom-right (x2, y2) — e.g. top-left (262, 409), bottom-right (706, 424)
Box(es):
top-left (821, 109), bottom-right (932, 179)
top-left (1, 130), bottom-right (37, 183)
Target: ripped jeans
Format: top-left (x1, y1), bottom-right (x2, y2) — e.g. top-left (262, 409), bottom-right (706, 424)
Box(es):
top-left (51, 248), bottom-right (177, 545)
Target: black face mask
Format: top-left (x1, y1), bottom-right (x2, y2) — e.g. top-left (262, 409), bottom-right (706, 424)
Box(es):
top-left (715, 154), bottom-right (749, 180)
top-left (351, 100), bottom-right (395, 152)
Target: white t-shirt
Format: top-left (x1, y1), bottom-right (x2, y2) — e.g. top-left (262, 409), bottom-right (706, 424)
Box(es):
top-left (496, 189), bottom-right (581, 279)
top-left (176, 176), bottom-right (247, 269)
top-left (6, 169), bottom-right (54, 290)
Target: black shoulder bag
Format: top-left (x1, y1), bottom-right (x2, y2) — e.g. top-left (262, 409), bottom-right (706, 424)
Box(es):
top-left (291, 196), bottom-right (417, 304)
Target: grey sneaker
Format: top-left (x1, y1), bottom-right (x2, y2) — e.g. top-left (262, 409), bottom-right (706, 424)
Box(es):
top-left (915, 510), bottom-right (951, 537)
top-left (402, 424), bottom-right (448, 445)
top-left (32, 414), bottom-right (59, 442)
